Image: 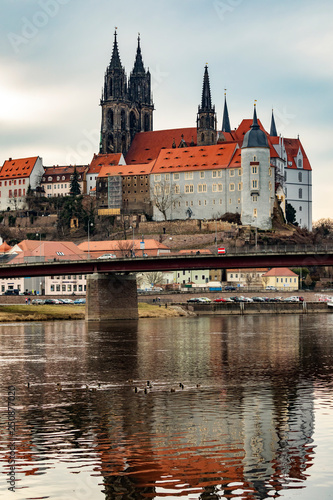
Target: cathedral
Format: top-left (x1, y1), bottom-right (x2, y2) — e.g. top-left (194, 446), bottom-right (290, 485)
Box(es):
top-left (99, 31), bottom-right (154, 156)
top-left (98, 32), bottom-right (312, 230)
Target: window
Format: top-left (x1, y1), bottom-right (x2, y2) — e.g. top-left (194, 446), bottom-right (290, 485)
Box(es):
top-left (56, 284), bottom-right (60, 292)
top-left (198, 200), bottom-right (201, 206)
top-left (154, 174), bottom-right (161, 181)
top-left (252, 179), bottom-right (258, 189)
top-left (173, 173), bottom-right (179, 180)
top-left (62, 285), bottom-right (66, 292)
top-left (57, 176), bottom-right (60, 181)
top-left (197, 184), bottom-right (207, 193)
top-left (212, 170), bottom-right (222, 178)
top-left (298, 158), bottom-right (302, 168)
top-left (253, 208), bottom-right (257, 217)
top-left (218, 183), bottom-right (223, 192)
top-left (238, 183), bottom-right (242, 191)
top-left (269, 182), bottom-right (272, 191)
top-left (252, 195), bottom-right (258, 202)
top-left (299, 206), bottom-right (302, 211)
top-left (252, 166), bottom-right (258, 174)
top-left (298, 172), bottom-right (302, 182)
top-left (212, 183), bottom-right (217, 192)
top-left (165, 173), bottom-right (170, 181)
top-left (154, 184), bottom-right (161, 195)
top-left (200, 171), bottom-right (205, 179)
top-left (50, 285), bottom-right (55, 292)
top-left (185, 172), bottom-right (193, 180)
top-left (229, 169), bottom-right (235, 177)
top-left (299, 188), bottom-right (303, 199)
top-left (174, 184), bottom-right (180, 194)
top-left (238, 168), bottom-right (242, 176)
top-left (67, 285), bottom-right (72, 292)
top-left (56, 251), bottom-right (64, 256)
top-left (185, 184), bottom-right (194, 193)
top-left (229, 183), bottom-right (235, 191)
top-left (79, 285), bottom-right (83, 292)
top-left (269, 167), bottom-right (272, 176)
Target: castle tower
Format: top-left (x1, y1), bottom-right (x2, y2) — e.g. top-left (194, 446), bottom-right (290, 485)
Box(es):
top-left (100, 31), bottom-right (154, 155)
top-left (196, 65), bottom-right (217, 146)
top-left (241, 104), bottom-right (274, 230)
top-left (270, 109), bottom-right (278, 136)
top-left (221, 92), bottom-right (231, 133)
top-left (128, 35), bottom-right (154, 139)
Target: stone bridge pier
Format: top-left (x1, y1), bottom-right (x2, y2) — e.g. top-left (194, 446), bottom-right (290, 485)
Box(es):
top-left (85, 273), bottom-right (138, 321)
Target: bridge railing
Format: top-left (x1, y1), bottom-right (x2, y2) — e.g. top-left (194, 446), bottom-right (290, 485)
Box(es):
top-left (0, 243), bottom-right (333, 267)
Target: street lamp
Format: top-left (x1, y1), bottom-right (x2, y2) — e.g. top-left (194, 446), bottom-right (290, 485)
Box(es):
top-left (87, 222), bottom-right (93, 259)
top-left (36, 232), bottom-right (42, 260)
top-left (129, 226), bottom-right (135, 257)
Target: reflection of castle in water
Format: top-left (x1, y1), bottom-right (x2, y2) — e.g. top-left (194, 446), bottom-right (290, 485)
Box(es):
top-left (0, 316), bottom-right (328, 498)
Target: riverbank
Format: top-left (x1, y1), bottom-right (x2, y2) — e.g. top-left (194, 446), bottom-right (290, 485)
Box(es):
top-left (0, 303), bottom-right (191, 322)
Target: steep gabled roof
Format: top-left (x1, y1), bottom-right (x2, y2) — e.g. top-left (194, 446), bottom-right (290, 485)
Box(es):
top-left (151, 143), bottom-right (237, 174)
top-left (125, 128), bottom-right (197, 164)
top-left (283, 138), bottom-right (312, 170)
top-left (0, 156), bottom-right (39, 180)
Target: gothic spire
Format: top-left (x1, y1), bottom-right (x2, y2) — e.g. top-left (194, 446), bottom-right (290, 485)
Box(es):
top-left (200, 65), bottom-right (213, 111)
top-left (251, 102), bottom-right (259, 129)
top-left (221, 92), bottom-right (231, 133)
top-left (109, 29), bottom-right (122, 69)
top-left (270, 109), bottom-right (278, 136)
top-left (132, 34), bottom-right (145, 74)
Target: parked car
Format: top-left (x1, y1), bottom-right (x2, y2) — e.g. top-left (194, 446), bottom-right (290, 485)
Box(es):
top-left (4, 289), bottom-right (19, 296)
top-left (97, 254), bottom-right (117, 259)
top-left (44, 299), bottom-right (61, 305)
top-left (60, 298), bottom-right (74, 304)
top-left (266, 286), bottom-right (277, 291)
top-left (214, 297), bottom-right (227, 302)
top-left (252, 296), bottom-right (266, 302)
top-left (198, 297), bottom-right (211, 303)
top-left (32, 298), bottom-right (44, 305)
top-left (224, 286), bottom-right (236, 291)
top-left (74, 298), bottom-right (86, 305)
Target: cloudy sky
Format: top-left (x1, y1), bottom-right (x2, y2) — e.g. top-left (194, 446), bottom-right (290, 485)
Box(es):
top-left (0, 0), bottom-right (332, 221)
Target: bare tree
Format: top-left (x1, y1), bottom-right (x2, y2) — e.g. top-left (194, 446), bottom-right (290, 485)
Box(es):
top-left (116, 240), bottom-right (134, 257)
top-left (151, 180), bottom-right (182, 221)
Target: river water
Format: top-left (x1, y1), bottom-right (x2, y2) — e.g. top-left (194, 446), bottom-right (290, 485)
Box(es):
top-left (1, 314), bottom-right (333, 499)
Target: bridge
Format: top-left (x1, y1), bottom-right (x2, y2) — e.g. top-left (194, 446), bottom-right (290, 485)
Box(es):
top-left (1, 244), bottom-right (332, 320)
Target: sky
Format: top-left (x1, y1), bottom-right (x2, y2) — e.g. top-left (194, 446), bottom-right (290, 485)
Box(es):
top-left (0, 0), bottom-right (332, 222)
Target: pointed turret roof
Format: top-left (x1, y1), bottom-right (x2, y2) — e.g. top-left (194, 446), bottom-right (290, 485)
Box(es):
top-left (200, 65), bottom-right (213, 111)
top-left (109, 30), bottom-right (122, 69)
top-left (242, 104), bottom-right (269, 148)
top-left (270, 109), bottom-right (278, 136)
top-left (132, 35), bottom-right (145, 74)
top-left (222, 93), bottom-right (231, 133)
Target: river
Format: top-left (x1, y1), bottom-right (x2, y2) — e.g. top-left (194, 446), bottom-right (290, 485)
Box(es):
top-left (1, 314), bottom-right (333, 499)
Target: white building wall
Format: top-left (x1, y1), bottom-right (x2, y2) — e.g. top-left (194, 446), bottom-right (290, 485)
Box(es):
top-left (285, 168), bottom-right (312, 230)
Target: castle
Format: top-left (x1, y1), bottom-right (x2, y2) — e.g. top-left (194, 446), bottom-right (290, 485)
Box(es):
top-left (99, 31), bottom-right (312, 230)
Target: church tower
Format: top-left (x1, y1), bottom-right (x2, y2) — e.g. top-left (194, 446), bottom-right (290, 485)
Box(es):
top-left (128, 35), bottom-right (154, 139)
top-left (100, 31), bottom-right (154, 155)
top-left (196, 65), bottom-right (217, 146)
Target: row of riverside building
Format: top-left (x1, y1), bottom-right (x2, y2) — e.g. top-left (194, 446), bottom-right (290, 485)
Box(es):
top-left (0, 31), bottom-right (312, 230)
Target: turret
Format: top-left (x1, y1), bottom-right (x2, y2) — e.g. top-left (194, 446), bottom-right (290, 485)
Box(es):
top-left (196, 65), bottom-right (217, 146)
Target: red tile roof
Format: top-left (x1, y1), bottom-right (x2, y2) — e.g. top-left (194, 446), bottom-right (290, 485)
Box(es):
top-left (77, 239), bottom-right (170, 257)
top-left (88, 153), bottom-right (124, 175)
top-left (0, 242), bottom-right (12, 252)
top-left (125, 128), bottom-right (197, 164)
top-left (151, 143), bottom-right (237, 173)
top-left (11, 240), bottom-right (84, 260)
top-left (263, 267), bottom-right (298, 277)
top-left (97, 161), bottom-right (154, 178)
top-left (283, 138), bottom-right (312, 170)
top-left (0, 156), bottom-right (39, 180)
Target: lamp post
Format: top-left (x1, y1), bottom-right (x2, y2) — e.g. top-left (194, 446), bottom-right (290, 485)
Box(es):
top-left (129, 226), bottom-right (135, 257)
top-left (87, 222), bottom-right (93, 259)
top-left (36, 232), bottom-right (42, 261)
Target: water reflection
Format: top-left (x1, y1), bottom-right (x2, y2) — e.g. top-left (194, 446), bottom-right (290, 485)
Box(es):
top-left (0, 315), bottom-right (333, 498)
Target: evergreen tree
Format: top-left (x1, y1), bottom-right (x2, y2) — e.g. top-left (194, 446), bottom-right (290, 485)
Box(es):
top-left (286, 203), bottom-right (297, 225)
top-left (69, 167), bottom-right (81, 196)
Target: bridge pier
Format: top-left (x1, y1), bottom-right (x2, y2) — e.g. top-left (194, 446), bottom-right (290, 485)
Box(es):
top-left (85, 273), bottom-right (138, 321)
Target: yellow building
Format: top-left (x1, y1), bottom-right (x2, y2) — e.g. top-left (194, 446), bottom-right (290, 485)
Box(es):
top-left (262, 268), bottom-right (299, 291)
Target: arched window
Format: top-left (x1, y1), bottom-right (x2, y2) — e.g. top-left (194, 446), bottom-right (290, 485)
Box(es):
top-left (107, 109), bottom-right (113, 129)
top-left (121, 110), bottom-right (126, 130)
top-left (144, 114), bottom-right (150, 132)
top-left (130, 111), bottom-right (137, 139)
top-left (299, 188), bottom-right (303, 199)
top-left (201, 133), bottom-right (205, 143)
top-left (298, 172), bottom-right (302, 182)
